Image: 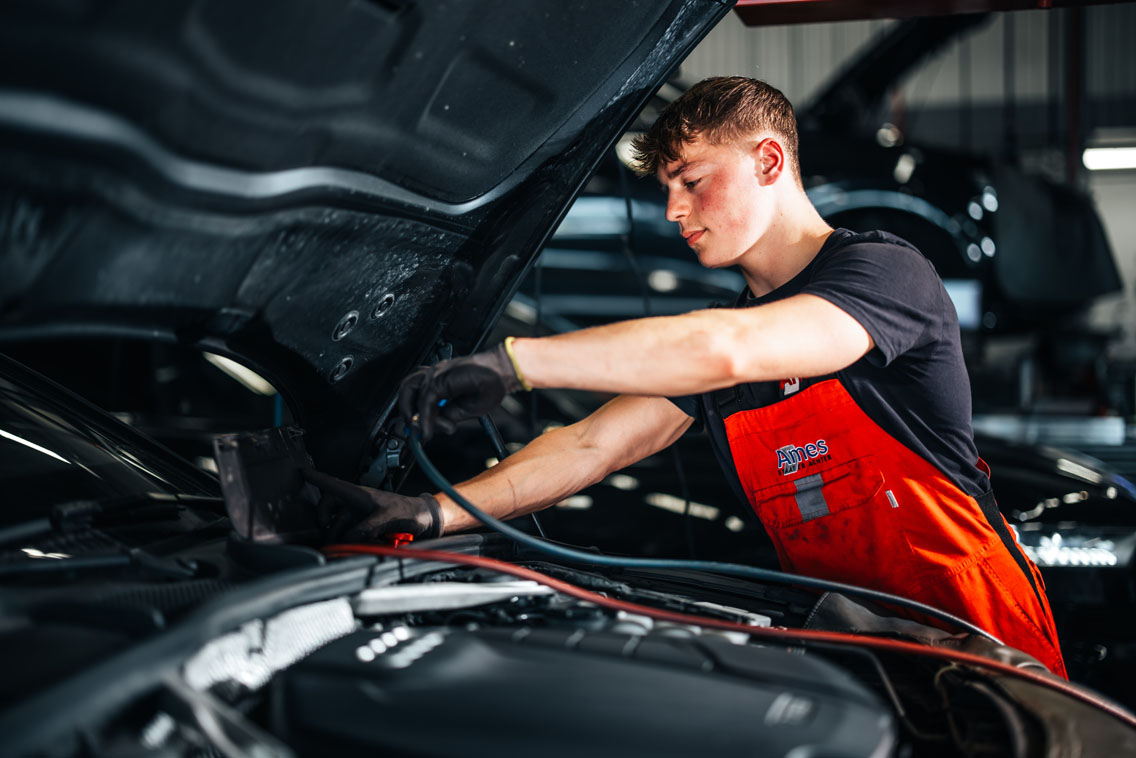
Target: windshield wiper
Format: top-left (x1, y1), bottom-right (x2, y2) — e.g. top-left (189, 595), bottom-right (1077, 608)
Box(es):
top-left (0, 493), bottom-right (222, 549)
top-left (0, 493), bottom-right (217, 580)
top-left (0, 547), bottom-right (199, 580)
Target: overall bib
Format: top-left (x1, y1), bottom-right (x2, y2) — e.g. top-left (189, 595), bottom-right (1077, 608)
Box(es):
top-left (725, 379), bottom-right (1067, 678)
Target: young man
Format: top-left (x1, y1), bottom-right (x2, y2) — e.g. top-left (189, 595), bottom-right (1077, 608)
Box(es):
top-left (311, 77), bottom-right (1067, 677)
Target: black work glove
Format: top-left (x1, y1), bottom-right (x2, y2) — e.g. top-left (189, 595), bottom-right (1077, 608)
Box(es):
top-left (398, 343), bottom-right (525, 441)
top-left (301, 468), bottom-right (443, 542)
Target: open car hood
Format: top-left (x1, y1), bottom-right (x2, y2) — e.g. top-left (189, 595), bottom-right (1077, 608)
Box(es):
top-left (0, 0), bottom-right (732, 475)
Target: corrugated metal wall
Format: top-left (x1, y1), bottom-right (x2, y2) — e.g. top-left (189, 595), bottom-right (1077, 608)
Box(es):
top-left (680, 14), bottom-right (894, 105)
top-left (1087, 3), bottom-right (1136, 99)
top-left (680, 5), bottom-right (1136, 116)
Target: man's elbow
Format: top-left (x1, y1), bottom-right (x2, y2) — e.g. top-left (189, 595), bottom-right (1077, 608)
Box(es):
top-left (698, 323), bottom-right (755, 385)
top-left (698, 305), bottom-right (875, 384)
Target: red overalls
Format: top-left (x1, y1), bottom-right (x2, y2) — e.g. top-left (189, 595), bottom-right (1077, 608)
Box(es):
top-left (725, 379), bottom-right (1067, 678)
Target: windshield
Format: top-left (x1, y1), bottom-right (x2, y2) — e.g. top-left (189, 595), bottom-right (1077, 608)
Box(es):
top-left (0, 356), bottom-right (214, 526)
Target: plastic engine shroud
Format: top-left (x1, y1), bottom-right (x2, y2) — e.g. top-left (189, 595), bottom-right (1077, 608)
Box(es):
top-left (279, 624), bottom-right (896, 757)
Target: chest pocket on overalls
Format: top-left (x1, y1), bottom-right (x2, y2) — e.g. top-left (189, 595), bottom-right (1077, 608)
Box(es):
top-left (750, 456), bottom-right (918, 588)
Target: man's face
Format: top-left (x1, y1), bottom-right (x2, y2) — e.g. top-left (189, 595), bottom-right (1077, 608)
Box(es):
top-left (657, 137), bottom-right (774, 269)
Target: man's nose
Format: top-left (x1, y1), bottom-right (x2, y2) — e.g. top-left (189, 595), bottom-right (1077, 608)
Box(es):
top-left (665, 192), bottom-right (688, 223)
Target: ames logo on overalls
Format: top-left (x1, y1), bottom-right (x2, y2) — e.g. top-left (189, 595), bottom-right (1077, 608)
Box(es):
top-left (776, 440), bottom-right (829, 475)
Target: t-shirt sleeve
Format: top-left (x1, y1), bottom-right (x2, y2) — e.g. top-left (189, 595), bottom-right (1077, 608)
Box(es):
top-left (800, 241), bottom-right (948, 366)
top-left (667, 394), bottom-right (702, 423)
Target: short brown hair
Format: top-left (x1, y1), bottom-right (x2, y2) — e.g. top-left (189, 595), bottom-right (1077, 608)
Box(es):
top-left (630, 77), bottom-right (800, 180)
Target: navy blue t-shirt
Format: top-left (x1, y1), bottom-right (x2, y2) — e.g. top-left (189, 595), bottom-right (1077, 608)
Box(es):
top-left (670, 228), bottom-right (989, 507)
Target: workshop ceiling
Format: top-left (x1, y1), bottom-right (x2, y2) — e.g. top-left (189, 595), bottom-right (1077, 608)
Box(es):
top-left (735, 0), bottom-right (1125, 25)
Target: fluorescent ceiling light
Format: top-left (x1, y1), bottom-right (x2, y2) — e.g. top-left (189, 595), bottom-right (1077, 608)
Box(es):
top-left (1082, 147), bottom-right (1136, 171)
top-left (647, 270), bottom-right (679, 293)
top-left (505, 299), bottom-right (537, 324)
top-left (604, 473), bottom-right (640, 491)
top-left (1055, 457), bottom-right (1103, 485)
top-left (204, 353), bottom-right (277, 396)
top-left (22, 548), bottom-right (70, 559)
top-left (555, 495), bottom-right (593, 510)
top-left (644, 492), bottom-right (719, 521)
top-left (893, 153), bottom-right (916, 184)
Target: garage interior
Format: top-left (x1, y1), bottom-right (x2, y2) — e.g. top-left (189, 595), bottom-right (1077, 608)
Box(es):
top-left (3, 0), bottom-right (1136, 752)
top-left (578, 0), bottom-right (1136, 705)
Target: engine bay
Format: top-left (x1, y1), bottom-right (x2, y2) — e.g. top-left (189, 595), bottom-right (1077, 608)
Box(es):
top-left (33, 539), bottom-right (1126, 758)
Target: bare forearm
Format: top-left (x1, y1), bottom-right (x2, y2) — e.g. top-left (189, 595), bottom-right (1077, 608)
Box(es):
top-left (434, 395), bottom-right (692, 534)
top-left (512, 310), bottom-right (738, 396)
top-left (434, 424), bottom-right (612, 533)
top-left (509, 295), bottom-right (873, 396)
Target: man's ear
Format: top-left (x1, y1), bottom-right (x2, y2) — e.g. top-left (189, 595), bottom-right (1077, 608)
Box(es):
top-left (753, 138), bottom-right (784, 186)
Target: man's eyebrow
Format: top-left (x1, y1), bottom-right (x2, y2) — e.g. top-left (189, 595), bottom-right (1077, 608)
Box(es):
top-left (664, 161), bottom-right (689, 180)
top-left (664, 160), bottom-right (695, 180)
top-left (662, 159), bottom-right (707, 184)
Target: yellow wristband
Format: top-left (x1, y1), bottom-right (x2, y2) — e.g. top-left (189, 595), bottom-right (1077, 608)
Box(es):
top-left (503, 336), bottom-right (533, 392)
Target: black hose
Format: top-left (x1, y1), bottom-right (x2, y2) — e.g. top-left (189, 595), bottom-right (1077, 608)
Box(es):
top-left (408, 430), bottom-right (1003, 644)
top-left (478, 415), bottom-right (546, 538)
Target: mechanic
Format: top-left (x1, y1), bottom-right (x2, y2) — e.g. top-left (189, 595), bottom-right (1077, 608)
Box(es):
top-left (308, 77), bottom-right (1067, 678)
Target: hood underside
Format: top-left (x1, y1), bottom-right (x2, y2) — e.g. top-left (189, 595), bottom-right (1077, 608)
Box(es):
top-left (0, 0), bottom-right (732, 474)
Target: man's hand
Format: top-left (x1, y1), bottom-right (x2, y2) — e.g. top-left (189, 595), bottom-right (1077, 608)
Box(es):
top-left (301, 468), bottom-right (442, 542)
top-left (398, 343), bottom-right (525, 440)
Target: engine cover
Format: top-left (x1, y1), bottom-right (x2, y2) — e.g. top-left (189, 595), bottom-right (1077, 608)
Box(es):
top-left (278, 625), bottom-right (896, 757)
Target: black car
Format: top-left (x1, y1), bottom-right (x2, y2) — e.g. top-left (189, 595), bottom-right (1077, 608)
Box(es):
top-left (2, 2), bottom-right (1136, 756)
top-left (535, 14), bottom-right (1123, 335)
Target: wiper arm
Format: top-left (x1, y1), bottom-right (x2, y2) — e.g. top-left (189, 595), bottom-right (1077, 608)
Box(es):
top-left (0, 518), bottom-right (55, 547)
top-left (0, 547), bottom-right (199, 580)
top-left (0, 493), bottom-right (214, 580)
top-left (0, 493), bottom-right (222, 549)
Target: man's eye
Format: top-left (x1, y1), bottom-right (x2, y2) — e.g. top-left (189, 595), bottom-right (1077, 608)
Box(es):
top-left (684, 179), bottom-right (700, 190)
